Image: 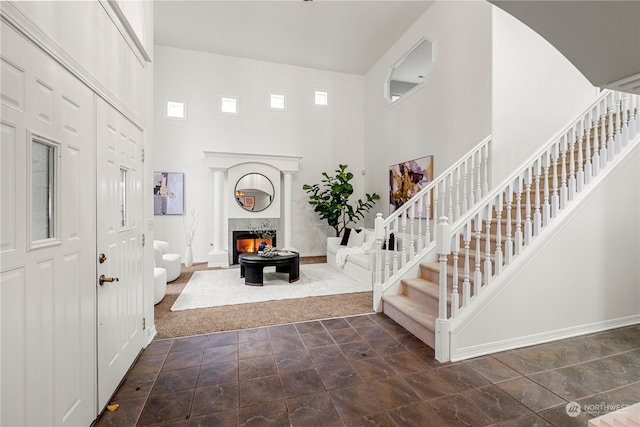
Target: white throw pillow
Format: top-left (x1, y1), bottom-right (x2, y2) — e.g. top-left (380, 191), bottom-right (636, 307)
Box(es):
top-left (347, 229), bottom-right (365, 247)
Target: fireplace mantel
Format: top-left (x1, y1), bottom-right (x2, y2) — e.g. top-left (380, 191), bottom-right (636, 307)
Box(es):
top-left (204, 151), bottom-right (303, 173)
top-left (203, 151), bottom-right (302, 267)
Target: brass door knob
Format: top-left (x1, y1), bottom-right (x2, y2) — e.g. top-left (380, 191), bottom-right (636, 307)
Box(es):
top-left (99, 275), bottom-right (119, 286)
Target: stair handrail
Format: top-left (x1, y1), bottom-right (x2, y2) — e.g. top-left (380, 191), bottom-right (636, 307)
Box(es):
top-left (372, 135), bottom-right (492, 309)
top-left (433, 89), bottom-right (639, 361)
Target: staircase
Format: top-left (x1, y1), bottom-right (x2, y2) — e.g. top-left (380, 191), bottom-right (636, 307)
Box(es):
top-left (373, 90), bottom-right (640, 361)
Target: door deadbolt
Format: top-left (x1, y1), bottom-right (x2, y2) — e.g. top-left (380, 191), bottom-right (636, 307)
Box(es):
top-left (98, 253), bottom-right (107, 264)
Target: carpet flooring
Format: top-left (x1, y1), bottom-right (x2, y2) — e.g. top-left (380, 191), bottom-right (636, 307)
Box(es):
top-left (154, 258), bottom-right (374, 339)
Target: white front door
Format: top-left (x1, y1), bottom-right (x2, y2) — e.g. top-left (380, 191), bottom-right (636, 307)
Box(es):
top-left (1, 23), bottom-right (96, 426)
top-left (96, 98), bottom-right (145, 409)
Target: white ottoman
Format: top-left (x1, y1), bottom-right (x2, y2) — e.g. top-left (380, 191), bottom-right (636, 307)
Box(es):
top-left (154, 267), bottom-right (167, 305)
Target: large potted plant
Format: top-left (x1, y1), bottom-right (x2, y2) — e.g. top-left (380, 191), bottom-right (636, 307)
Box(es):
top-left (303, 164), bottom-right (380, 237)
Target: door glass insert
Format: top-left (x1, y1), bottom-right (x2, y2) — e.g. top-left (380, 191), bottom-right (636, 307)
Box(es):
top-left (31, 139), bottom-right (56, 241)
top-left (120, 168), bottom-right (128, 227)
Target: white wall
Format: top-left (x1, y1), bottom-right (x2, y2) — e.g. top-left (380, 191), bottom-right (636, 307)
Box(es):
top-left (491, 6), bottom-right (599, 184)
top-left (450, 145), bottom-right (640, 360)
top-left (153, 46), bottom-right (365, 259)
top-left (364, 1), bottom-right (493, 213)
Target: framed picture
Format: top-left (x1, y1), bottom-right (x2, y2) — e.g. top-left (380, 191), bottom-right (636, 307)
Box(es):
top-left (153, 172), bottom-right (184, 215)
top-left (243, 195), bottom-right (255, 210)
top-left (389, 155), bottom-right (434, 214)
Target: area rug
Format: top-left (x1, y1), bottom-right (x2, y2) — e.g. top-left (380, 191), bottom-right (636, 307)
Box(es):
top-left (171, 263), bottom-right (370, 311)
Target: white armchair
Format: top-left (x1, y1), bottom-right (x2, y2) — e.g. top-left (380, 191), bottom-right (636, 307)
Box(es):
top-left (154, 240), bottom-right (181, 282)
top-left (153, 248), bottom-right (167, 305)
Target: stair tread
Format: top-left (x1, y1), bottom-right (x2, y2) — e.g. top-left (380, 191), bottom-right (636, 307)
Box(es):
top-left (402, 277), bottom-right (453, 302)
top-left (383, 294), bottom-right (437, 330)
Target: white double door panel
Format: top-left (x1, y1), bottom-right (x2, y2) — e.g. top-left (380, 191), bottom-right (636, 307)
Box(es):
top-left (0, 22), bottom-right (146, 426)
top-left (1, 24), bottom-right (96, 427)
top-left (96, 97), bottom-right (145, 411)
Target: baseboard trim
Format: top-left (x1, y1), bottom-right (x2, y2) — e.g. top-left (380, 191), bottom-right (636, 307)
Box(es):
top-left (450, 315), bottom-right (640, 362)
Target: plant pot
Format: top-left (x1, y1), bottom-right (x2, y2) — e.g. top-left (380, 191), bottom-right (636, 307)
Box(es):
top-left (184, 246), bottom-right (193, 267)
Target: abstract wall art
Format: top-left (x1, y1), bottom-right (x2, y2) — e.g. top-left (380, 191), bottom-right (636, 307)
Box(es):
top-left (389, 155), bottom-right (433, 213)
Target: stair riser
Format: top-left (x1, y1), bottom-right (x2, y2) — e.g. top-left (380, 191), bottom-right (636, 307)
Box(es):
top-left (382, 300), bottom-right (435, 348)
top-left (401, 281), bottom-right (440, 312)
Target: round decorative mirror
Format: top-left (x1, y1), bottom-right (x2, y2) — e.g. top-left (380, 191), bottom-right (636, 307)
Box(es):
top-left (234, 173), bottom-right (275, 212)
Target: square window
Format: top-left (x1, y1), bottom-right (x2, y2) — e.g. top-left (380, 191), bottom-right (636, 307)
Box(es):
top-left (270, 94), bottom-right (286, 110)
top-left (166, 100), bottom-right (187, 120)
top-left (314, 90), bottom-right (328, 106)
top-left (221, 96), bottom-right (239, 115)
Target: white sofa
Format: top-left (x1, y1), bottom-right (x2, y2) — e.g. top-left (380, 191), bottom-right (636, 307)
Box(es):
top-left (154, 240), bottom-right (181, 282)
top-left (326, 236), bottom-right (374, 285)
top-left (326, 228), bottom-right (420, 286)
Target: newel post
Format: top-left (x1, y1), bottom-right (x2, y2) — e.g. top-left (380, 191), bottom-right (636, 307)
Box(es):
top-left (373, 213), bottom-right (384, 312)
top-left (435, 216), bottom-right (451, 362)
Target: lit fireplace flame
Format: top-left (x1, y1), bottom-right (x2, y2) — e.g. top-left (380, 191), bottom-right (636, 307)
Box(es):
top-left (237, 238), bottom-right (273, 254)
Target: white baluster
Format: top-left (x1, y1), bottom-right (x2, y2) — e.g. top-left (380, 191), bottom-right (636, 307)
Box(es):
top-left (392, 218), bottom-right (399, 276)
top-left (448, 174), bottom-right (454, 222)
top-left (533, 160), bottom-right (542, 236)
top-left (614, 96), bottom-right (622, 154)
top-left (483, 144), bottom-right (489, 196)
top-left (474, 212), bottom-right (482, 295)
top-left (432, 183), bottom-right (439, 224)
top-left (469, 155), bottom-right (476, 205)
top-left (409, 205), bottom-right (415, 261)
top-left (463, 159), bottom-right (469, 213)
top-left (542, 152), bottom-right (550, 228)
top-left (373, 214), bottom-right (384, 311)
top-left (476, 150), bottom-right (482, 202)
top-left (621, 94), bottom-right (629, 146)
top-left (454, 167), bottom-right (461, 221)
top-left (400, 212), bottom-right (407, 267)
top-left (484, 204), bottom-right (493, 288)
top-left (494, 194), bottom-right (503, 275)
top-left (568, 130), bottom-right (577, 200)
top-left (514, 178), bottom-right (523, 255)
top-left (584, 114), bottom-right (592, 184)
top-left (425, 191), bottom-right (431, 244)
top-left (592, 115), bottom-right (600, 176)
top-left (600, 109), bottom-right (607, 168)
top-left (463, 223), bottom-right (471, 305)
top-left (576, 124), bottom-right (584, 193)
top-left (504, 187), bottom-right (513, 265)
top-left (436, 217), bottom-right (451, 321)
top-left (607, 105), bottom-right (615, 162)
top-left (417, 197), bottom-right (424, 252)
top-left (524, 167), bottom-right (532, 245)
top-left (451, 234), bottom-right (459, 318)
top-left (551, 142), bottom-right (560, 218)
top-left (560, 135), bottom-right (568, 210)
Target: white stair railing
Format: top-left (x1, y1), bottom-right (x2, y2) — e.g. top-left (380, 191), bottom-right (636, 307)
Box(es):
top-left (434, 90), bottom-right (640, 361)
top-left (372, 136), bottom-right (491, 310)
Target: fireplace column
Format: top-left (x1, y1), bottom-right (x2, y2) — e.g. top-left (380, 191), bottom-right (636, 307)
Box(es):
top-left (282, 171), bottom-right (296, 251)
top-left (208, 168), bottom-right (229, 267)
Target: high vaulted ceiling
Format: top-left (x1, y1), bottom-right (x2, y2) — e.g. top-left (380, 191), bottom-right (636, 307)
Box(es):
top-left (490, 0), bottom-right (640, 95)
top-left (154, 1), bottom-right (640, 94)
top-left (153, 0), bottom-right (434, 75)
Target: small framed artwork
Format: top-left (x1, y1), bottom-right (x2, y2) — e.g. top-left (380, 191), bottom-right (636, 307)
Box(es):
top-left (243, 195), bottom-right (255, 210)
top-left (153, 172), bottom-right (184, 215)
top-left (389, 155), bottom-right (434, 214)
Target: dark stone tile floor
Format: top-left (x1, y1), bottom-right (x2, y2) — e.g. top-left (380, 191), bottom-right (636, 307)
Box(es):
top-left (94, 315), bottom-right (640, 426)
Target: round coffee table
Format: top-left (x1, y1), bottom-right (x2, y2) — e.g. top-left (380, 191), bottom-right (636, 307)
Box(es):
top-left (238, 251), bottom-right (300, 286)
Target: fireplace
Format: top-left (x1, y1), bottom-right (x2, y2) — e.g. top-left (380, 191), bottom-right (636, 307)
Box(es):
top-left (232, 230), bottom-right (277, 264)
